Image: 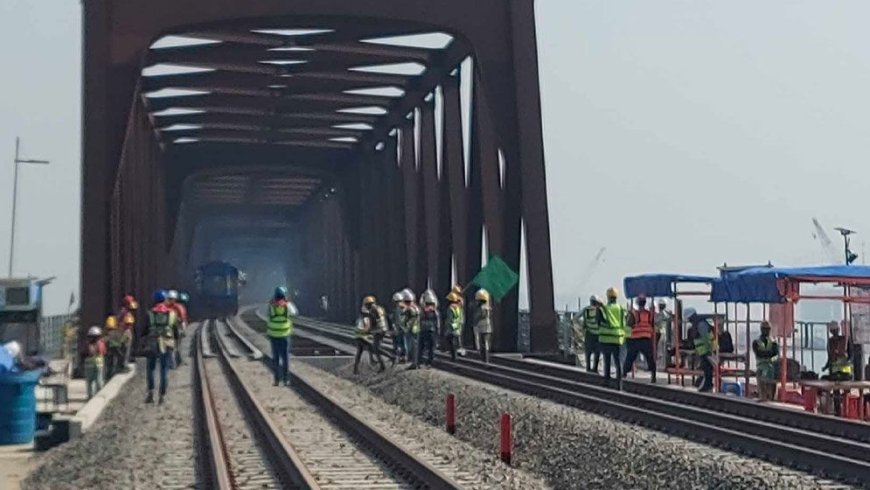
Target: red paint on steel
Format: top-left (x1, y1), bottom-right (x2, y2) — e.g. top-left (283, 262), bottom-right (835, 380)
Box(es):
top-left (446, 393), bottom-right (456, 435)
top-left (499, 412), bottom-right (511, 465)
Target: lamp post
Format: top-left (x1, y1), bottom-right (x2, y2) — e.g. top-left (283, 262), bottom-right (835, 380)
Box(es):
top-left (9, 137), bottom-right (50, 277)
top-left (835, 227), bottom-right (858, 265)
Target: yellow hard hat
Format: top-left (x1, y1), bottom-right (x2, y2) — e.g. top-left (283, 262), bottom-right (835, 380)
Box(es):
top-left (362, 295), bottom-right (376, 307)
top-left (447, 291), bottom-right (461, 303)
top-left (606, 287), bottom-right (619, 299)
top-left (475, 289), bottom-right (490, 302)
top-left (451, 284), bottom-right (463, 294)
top-left (104, 316), bottom-right (118, 329)
top-left (122, 312), bottom-right (135, 325)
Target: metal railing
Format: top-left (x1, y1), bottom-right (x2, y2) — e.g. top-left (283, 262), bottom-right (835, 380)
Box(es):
top-left (40, 313), bottom-right (75, 360)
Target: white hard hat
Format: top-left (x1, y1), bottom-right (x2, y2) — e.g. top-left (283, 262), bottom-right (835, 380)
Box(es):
top-left (88, 326), bottom-right (102, 337)
top-left (392, 292), bottom-right (403, 302)
top-left (421, 289), bottom-right (438, 306)
top-left (657, 298), bottom-right (668, 306)
top-left (402, 288), bottom-right (415, 302)
top-left (4, 341), bottom-right (21, 359)
top-left (683, 307), bottom-right (697, 321)
top-left (167, 290), bottom-right (179, 300)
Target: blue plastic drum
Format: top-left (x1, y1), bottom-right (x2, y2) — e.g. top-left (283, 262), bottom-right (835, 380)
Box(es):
top-left (0, 370), bottom-right (42, 445)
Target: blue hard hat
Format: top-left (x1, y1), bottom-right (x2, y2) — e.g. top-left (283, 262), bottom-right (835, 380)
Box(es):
top-left (153, 289), bottom-right (167, 304)
top-left (274, 286), bottom-right (288, 299)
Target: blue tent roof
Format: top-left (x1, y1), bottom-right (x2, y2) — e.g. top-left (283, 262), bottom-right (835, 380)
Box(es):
top-left (711, 265), bottom-right (870, 303)
top-left (624, 274), bottom-right (716, 298)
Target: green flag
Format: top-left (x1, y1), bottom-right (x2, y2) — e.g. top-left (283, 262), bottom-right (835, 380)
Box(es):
top-left (471, 255), bottom-right (519, 302)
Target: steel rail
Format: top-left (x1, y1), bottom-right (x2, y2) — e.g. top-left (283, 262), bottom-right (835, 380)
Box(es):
top-left (192, 321), bottom-right (236, 490)
top-left (209, 320), bottom-right (321, 489)
top-left (221, 318), bottom-right (466, 490)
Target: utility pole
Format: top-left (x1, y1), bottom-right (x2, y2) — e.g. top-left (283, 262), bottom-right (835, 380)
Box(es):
top-left (9, 137), bottom-right (50, 277)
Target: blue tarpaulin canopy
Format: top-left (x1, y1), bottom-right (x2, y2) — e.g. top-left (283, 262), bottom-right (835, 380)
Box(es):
top-left (624, 274), bottom-right (716, 298)
top-left (711, 265), bottom-right (870, 303)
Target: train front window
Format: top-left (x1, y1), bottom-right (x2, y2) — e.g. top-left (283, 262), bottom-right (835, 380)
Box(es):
top-left (5, 287), bottom-right (30, 306)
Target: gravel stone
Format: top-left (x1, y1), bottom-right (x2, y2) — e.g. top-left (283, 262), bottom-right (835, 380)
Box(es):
top-left (24, 335), bottom-right (199, 490)
top-left (315, 360), bottom-right (853, 490)
top-left (232, 316), bottom-right (550, 489)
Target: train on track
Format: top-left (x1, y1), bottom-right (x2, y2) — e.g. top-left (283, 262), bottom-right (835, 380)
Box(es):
top-left (192, 261), bottom-right (243, 319)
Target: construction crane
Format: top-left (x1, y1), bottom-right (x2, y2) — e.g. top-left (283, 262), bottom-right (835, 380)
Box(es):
top-left (812, 217), bottom-right (839, 264)
top-left (574, 247), bottom-right (606, 311)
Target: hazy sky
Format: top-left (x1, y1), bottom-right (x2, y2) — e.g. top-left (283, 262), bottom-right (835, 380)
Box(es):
top-left (2, 1), bottom-right (870, 314)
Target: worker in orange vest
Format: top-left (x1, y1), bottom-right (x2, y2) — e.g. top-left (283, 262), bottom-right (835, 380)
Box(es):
top-left (623, 294), bottom-right (657, 383)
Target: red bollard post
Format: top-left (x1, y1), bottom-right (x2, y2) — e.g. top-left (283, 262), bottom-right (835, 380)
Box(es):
top-left (500, 412), bottom-right (512, 465)
top-left (446, 393), bottom-right (456, 434)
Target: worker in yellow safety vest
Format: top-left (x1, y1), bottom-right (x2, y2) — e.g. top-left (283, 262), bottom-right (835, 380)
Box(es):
top-left (267, 286), bottom-right (294, 386)
top-left (598, 287), bottom-right (626, 389)
top-left (144, 290), bottom-right (177, 404)
top-left (688, 308), bottom-right (718, 393)
top-left (444, 292), bottom-right (464, 361)
top-left (572, 296), bottom-right (602, 372)
top-left (752, 322), bottom-right (779, 401)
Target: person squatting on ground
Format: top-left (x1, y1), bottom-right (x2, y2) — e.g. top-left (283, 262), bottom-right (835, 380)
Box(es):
top-left (574, 296), bottom-right (602, 372)
top-left (267, 286), bottom-right (294, 386)
top-left (473, 289), bottom-right (493, 364)
top-left (623, 294), bottom-right (657, 383)
top-left (444, 291), bottom-right (464, 361)
top-left (84, 326), bottom-right (106, 399)
top-left (599, 287), bottom-right (627, 389)
top-left (143, 290), bottom-right (177, 404)
top-left (752, 321), bottom-right (779, 401)
top-left (391, 291), bottom-right (407, 363)
top-left (413, 290), bottom-right (439, 369)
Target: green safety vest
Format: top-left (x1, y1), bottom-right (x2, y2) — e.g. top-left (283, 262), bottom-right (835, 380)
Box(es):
top-left (754, 337), bottom-right (777, 379)
top-left (355, 317), bottom-right (372, 340)
top-left (598, 302), bottom-right (626, 345)
top-left (267, 303), bottom-right (293, 338)
top-left (448, 304), bottom-right (463, 334)
top-left (582, 306), bottom-right (600, 336)
top-left (405, 305), bottom-right (421, 335)
top-left (148, 310), bottom-right (176, 339)
top-left (106, 329), bottom-right (127, 349)
top-left (694, 332), bottom-right (716, 356)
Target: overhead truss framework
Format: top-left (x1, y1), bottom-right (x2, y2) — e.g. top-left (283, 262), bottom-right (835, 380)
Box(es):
top-left (82, 0), bottom-right (558, 352)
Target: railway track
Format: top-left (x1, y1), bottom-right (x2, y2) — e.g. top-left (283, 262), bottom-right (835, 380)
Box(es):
top-left (194, 320), bottom-right (316, 489)
top-left (280, 314), bottom-right (870, 488)
top-left (204, 318), bottom-right (473, 489)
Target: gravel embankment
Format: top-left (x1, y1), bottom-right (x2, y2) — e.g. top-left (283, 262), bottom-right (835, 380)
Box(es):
top-left (24, 335), bottom-right (198, 490)
top-left (315, 359), bottom-right (850, 490)
top-left (232, 316), bottom-right (550, 489)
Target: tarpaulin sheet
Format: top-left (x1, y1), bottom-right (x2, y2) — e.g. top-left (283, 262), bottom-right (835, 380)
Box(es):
top-left (711, 265), bottom-right (870, 303)
top-left (624, 274), bottom-right (715, 298)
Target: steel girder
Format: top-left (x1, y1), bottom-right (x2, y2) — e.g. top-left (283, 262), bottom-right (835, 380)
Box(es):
top-left (82, 0), bottom-right (558, 352)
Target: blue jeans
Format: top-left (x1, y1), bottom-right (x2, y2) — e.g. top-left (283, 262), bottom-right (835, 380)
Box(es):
top-left (146, 352), bottom-right (171, 396)
top-left (393, 332), bottom-right (406, 358)
top-left (416, 331), bottom-right (434, 367)
top-left (270, 336), bottom-right (290, 383)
